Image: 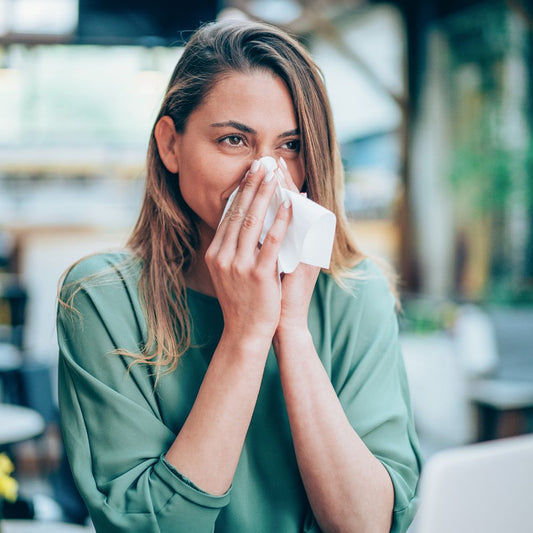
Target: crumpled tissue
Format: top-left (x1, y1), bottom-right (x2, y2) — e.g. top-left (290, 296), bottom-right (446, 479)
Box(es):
top-left (220, 156), bottom-right (336, 274)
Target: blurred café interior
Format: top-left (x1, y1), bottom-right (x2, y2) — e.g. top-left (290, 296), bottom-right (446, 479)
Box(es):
top-left (0, 0), bottom-right (532, 530)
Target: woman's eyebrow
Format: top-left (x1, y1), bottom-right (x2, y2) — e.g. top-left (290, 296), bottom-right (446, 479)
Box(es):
top-left (209, 121), bottom-right (300, 139)
top-left (278, 128), bottom-right (299, 139)
top-left (210, 121), bottom-right (256, 134)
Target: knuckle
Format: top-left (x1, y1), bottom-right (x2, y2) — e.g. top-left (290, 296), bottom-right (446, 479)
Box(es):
top-left (213, 255), bottom-right (230, 271)
top-left (229, 206), bottom-right (245, 222)
top-left (204, 249), bottom-right (215, 265)
top-left (242, 212), bottom-right (258, 230)
top-left (231, 261), bottom-right (248, 277)
top-left (264, 232), bottom-right (281, 246)
top-left (250, 268), bottom-right (264, 282)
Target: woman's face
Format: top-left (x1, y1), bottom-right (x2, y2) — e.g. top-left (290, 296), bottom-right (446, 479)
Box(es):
top-left (171, 70), bottom-right (304, 233)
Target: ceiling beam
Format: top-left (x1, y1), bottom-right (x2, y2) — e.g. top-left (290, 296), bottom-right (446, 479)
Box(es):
top-left (228, 0), bottom-right (405, 108)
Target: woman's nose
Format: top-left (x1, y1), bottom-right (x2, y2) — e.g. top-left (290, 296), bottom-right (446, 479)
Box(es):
top-left (255, 152), bottom-right (279, 166)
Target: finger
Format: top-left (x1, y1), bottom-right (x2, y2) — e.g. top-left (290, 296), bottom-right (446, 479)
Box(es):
top-left (219, 162), bottom-right (274, 256)
top-left (209, 161), bottom-right (265, 256)
top-left (278, 157), bottom-right (300, 193)
top-left (208, 174), bottom-right (248, 257)
top-left (234, 167), bottom-right (281, 258)
top-left (255, 198), bottom-right (292, 271)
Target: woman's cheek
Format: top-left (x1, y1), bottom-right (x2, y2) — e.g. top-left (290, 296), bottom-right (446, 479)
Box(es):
top-left (286, 158), bottom-right (305, 190)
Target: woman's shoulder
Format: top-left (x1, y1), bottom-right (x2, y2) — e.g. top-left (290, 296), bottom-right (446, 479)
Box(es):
top-left (62, 249), bottom-right (140, 288)
top-left (316, 257), bottom-right (397, 317)
top-left (58, 250), bottom-right (145, 332)
top-left (59, 250), bottom-right (142, 311)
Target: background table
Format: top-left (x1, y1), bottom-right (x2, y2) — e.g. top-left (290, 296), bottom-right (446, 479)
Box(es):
top-left (0, 404), bottom-right (45, 445)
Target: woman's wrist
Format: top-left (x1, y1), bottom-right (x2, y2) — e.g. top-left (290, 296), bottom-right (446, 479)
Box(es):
top-left (219, 327), bottom-right (273, 363)
top-left (273, 325), bottom-right (314, 358)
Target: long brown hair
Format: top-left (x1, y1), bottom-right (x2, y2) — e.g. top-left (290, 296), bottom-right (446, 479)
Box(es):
top-left (125, 19), bottom-right (363, 372)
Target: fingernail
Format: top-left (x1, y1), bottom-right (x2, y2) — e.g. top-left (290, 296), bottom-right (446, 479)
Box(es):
top-left (300, 191), bottom-right (307, 197)
top-left (264, 170), bottom-right (274, 183)
top-left (279, 157), bottom-right (288, 169)
top-left (250, 160), bottom-right (260, 173)
top-left (283, 199), bottom-right (291, 208)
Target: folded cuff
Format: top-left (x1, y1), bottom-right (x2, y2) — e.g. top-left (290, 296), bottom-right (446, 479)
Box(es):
top-left (154, 454), bottom-right (232, 509)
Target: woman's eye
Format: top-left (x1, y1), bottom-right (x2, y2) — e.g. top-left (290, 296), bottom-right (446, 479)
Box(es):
top-left (283, 139), bottom-right (301, 152)
top-left (221, 135), bottom-right (244, 147)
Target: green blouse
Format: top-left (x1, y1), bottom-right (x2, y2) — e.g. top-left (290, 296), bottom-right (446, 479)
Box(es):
top-left (57, 251), bottom-right (421, 533)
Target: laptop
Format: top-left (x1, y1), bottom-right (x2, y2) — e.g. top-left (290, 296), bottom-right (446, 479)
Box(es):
top-left (413, 434), bottom-right (533, 533)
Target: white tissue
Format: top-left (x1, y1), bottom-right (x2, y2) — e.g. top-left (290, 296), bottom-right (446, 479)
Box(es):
top-left (221, 156), bottom-right (336, 274)
top-left (257, 155), bottom-right (278, 173)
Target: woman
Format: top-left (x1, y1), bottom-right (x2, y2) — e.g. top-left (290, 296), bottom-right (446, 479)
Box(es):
top-left (58, 19), bottom-right (421, 533)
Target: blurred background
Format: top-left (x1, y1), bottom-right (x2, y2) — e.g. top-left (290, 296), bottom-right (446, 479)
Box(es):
top-left (0, 0), bottom-right (532, 530)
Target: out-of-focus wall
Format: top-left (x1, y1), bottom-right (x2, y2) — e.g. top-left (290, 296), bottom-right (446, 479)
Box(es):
top-left (409, 3), bottom-right (533, 303)
top-left (0, 44), bottom-right (182, 363)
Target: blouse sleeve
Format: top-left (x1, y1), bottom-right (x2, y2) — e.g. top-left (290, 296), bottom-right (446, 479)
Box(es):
top-left (321, 261), bottom-right (422, 533)
top-left (57, 255), bottom-right (230, 533)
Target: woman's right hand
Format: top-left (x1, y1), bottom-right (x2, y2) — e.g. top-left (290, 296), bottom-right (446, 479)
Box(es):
top-left (205, 160), bottom-right (292, 345)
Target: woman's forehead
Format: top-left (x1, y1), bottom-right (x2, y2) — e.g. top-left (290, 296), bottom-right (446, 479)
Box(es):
top-left (194, 71), bottom-right (299, 131)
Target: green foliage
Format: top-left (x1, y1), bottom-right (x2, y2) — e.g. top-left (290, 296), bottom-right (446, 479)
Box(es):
top-left (399, 297), bottom-right (458, 334)
top-left (448, 107), bottom-right (533, 304)
top-left (448, 109), bottom-right (521, 218)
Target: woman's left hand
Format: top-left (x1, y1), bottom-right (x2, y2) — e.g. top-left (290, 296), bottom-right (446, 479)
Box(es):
top-left (277, 263), bottom-right (319, 336)
top-left (275, 160), bottom-right (320, 338)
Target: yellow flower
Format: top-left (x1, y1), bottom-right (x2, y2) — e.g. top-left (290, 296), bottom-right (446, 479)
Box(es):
top-left (0, 473), bottom-right (18, 502)
top-left (0, 453), bottom-right (14, 475)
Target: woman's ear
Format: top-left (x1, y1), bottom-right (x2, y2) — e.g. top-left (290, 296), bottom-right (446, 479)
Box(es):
top-left (154, 116), bottom-right (180, 174)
